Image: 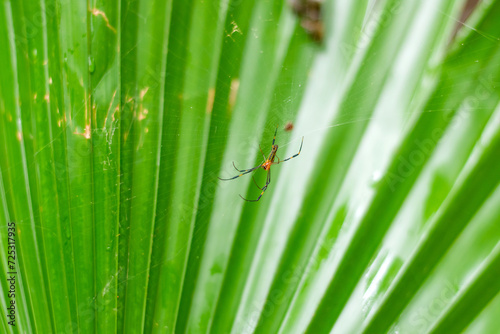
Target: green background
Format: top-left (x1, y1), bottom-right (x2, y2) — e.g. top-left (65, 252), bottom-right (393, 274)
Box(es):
top-left (1, 0), bottom-right (500, 333)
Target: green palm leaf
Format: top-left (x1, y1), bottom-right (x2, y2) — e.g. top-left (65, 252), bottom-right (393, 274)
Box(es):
top-left (1, 0), bottom-right (500, 333)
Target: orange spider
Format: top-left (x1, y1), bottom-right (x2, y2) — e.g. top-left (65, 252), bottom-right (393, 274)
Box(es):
top-left (219, 125), bottom-right (304, 202)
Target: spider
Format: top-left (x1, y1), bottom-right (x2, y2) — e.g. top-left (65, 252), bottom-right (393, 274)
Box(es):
top-left (219, 125), bottom-right (304, 202)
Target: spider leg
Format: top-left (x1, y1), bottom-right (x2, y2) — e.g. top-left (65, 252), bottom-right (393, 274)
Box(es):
top-left (240, 169), bottom-right (271, 202)
top-left (232, 161), bottom-right (251, 172)
top-left (272, 124), bottom-right (278, 146)
top-left (274, 136), bottom-right (304, 164)
top-left (233, 159), bottom-right (265, 173)
top-left (219, 164), bottom-right (262, 181)
top-left (252, 176), bottom-right (264, 190)
top-left (259, 145), bottom-right (266, 160)
top-left (233, 158), bottom-right (266, 172)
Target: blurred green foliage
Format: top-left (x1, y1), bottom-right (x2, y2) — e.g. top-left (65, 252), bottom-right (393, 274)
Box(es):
top-left (1, 0), bottom-right (500, 333)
